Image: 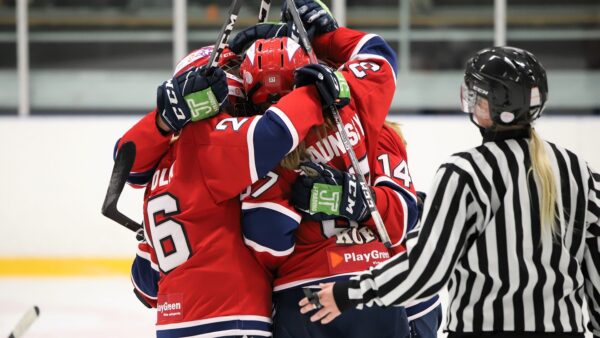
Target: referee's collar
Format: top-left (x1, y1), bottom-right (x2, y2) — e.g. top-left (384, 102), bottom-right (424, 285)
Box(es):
top-left (480, 126), bottom-right (531, 143)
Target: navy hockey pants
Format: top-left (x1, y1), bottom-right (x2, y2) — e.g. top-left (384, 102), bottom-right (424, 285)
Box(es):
top-left (272, 287), bottom-right (410, 338)
top-left (409, 304), bottom-right (442, 338)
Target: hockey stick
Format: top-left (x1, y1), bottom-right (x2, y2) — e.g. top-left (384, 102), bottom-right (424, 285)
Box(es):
top-left (206, 0), bottom-right (242, 69)
top-left (102, 2), bottom-right (244, 238)
top-left (8, 306), bottom-right (40, 338)
top-left (100, 141), bottom-right (144, 240)
top-left (284, 0), bottom-right (393, 248)
top-left (258, 0), bottom-right (271, 23)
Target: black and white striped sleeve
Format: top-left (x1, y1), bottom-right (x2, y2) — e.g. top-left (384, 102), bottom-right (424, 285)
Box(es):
top-left (334, 157), bottom-right (486, 310)
top-left (583, 168), bottom-right (600, 337)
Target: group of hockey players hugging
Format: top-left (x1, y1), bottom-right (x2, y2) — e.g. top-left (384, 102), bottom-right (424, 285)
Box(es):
top-left (116, 0), bottom-right (442, 337)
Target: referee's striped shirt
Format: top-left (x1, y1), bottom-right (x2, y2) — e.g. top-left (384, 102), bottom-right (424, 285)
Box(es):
top-left (333, 128), bottom-right (600, 336)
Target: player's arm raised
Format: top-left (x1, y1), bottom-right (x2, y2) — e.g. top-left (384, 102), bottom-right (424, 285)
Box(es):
top-left (115, 111), bottom-right (173, 188)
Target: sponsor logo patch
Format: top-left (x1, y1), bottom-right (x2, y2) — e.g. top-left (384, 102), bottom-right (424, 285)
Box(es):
top-left (157, 293), bottom-right (183, 321)
top-left (326, 241), bottom-right (390, 275)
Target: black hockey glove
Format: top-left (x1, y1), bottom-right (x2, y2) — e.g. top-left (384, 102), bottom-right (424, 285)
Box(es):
top-left (229, 22), bottom-right (297, 54)
top-left (294, 64), bottom-right (350, 109)
top-left (156, 66), bottom-right (228, 132)
top-left (291, 161), bottom-right (370, 222)
top-left (281, 0), bottom-right (338, 40)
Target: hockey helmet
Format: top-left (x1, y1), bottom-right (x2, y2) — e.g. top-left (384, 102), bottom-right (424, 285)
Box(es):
top-left (173, 46), bottom-right (251, 116)
top-left (174, 46), bottom-right (241, 77)
top-left (239, 37), bottom-right (310, 108)
top-left (461, 46), bottom-right (548, 126)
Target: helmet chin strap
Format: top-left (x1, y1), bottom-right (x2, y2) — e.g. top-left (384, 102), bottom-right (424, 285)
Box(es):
top-left (246, 81), bottom-right (263, 106)
top-left (470, 113), bottom-right (532, 143)
top-left (470, 113), bottom-right (498, 140)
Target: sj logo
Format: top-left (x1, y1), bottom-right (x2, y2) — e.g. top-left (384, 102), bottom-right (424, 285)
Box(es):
top-left (185, 89), bottom-right (219, 121)
top-left (310, 183), bottom-right (341, 216)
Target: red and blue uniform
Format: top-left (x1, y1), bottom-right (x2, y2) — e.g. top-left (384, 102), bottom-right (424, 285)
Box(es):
top-left (240, 28), bottom-right (439, 337)
top-left (121, 74), bottom-right (326, 336)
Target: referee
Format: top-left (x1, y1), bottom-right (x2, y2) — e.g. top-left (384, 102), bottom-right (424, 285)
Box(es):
top-left (298, 47), bottom-right (600, 338)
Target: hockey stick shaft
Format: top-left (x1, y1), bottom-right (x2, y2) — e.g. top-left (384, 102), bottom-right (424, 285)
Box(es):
top-left (258, 0), bottom-right (271, 23)
top-left (8, 306), bottom-right (40, 338)
top-left (284, 0), bottom-right (392, 248)
top-left (207, 0), bottom-right (242, 69)
top-left (102, 2), bottom-right (243, 239)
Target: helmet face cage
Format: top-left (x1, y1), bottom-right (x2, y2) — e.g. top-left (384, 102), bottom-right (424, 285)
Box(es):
top-left (222, 72), bottom-right (258, 117)
top-left (239, 37), bottom-right (310, 110)
top-left (172, 46), bottom-right (249, 116)
top-left (462, 46), bottom-right (548, 126)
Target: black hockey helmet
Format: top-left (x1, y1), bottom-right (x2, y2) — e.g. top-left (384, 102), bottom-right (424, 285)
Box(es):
top-left (461, 46), bottom-right (548, 126)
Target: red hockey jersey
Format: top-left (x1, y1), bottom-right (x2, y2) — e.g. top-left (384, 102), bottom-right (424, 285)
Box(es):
top-left (241, 123), bottom-right (418, 286)
top-left (239, 28), bottom-right (414, 281)
top-left (123, 84), bottom-right (325, 337)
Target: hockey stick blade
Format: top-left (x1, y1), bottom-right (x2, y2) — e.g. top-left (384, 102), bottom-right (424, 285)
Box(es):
top-left (284, 0), bottom-right (393, 248)
top-left (206, 0), bottom-right (242, 70)
top-left (101, 141), bottom-right (143, 235)
top-left (8, 305), bottom-right (40, 338)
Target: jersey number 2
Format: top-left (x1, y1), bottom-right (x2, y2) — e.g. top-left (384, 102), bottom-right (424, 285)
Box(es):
top-left (147, 193), bottom-right (191, 273)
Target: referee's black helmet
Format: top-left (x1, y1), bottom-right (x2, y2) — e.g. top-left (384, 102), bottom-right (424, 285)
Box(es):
top-left (461, 46), bottom-right (548, 126)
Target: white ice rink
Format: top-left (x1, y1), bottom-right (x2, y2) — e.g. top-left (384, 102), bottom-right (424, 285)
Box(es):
top-left (0, 277), bottom-right (593, 338)
top-left (0, 277), bottom-right (155, 338)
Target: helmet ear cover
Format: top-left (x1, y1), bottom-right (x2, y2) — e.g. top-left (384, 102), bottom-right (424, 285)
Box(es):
top-left (239, 37), bottom-right (310, 108)
top-left (462, 46), bottom-right (548, 127)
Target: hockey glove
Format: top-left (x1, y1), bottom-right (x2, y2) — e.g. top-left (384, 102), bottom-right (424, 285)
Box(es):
top-left (157, 66), bottom-right (228, 132)
top-left (281, 0), bottom-right (338, 40)
top-left (229, 22), bottom-right (297, 54)
top-left (294, 64), bottom-right (350, 109)
top-left (291, 161), bottom-right (370, 222)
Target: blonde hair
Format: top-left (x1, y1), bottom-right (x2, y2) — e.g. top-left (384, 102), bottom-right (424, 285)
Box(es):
top-left (528, 127), bottom-right (557, 235)
top-left (280, 125), bottom-right (328, 169)
top-left (281, 141), bottom-right (307, 169)
top-left (384, 120), bottom-right (407, 146)
top-left (281, 120), bottom-right (408, 169)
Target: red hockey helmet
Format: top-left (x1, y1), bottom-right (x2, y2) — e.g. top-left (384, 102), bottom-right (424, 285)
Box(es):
top-left (224, 71), bottom-right (257, 116)
top-left (239, 37), bottom-right (310, 108)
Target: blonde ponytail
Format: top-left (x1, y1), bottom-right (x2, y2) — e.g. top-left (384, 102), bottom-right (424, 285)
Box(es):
top-left (280, 125), bottom-right (329, 169)
top-left (384, 120), bottom-right (407, 146)
top-left (528, 128), bottom-right (557, 235)
top-left (281, 141), bottom-right (307, 169)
